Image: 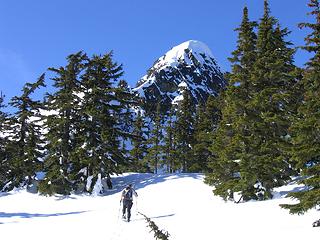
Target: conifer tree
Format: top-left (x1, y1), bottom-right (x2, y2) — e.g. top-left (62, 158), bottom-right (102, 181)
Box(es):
top-left (205, 6), bottom-right (257, 200)
top-left (39, 52), bottom-right (87, 195)
top-left (130, 111), bottom-right (148, 172)
top-left (191, 105), bottom-right (208, 172)
top-left (174, 90), bottom-right (195, 172)
top-left (192, 96), bottom-right (221, 172)
top-left (206, 2), bottom-right (297, 201)
top-left (281, 0), bottom-right (320, 214)
top-left (4, 75), bottom-right (45, 191)
top-left (162, 107), bottom-right (178, 173)
top-left (244, 0), bottom-right (297, 199)
top-left (39, 51), bottom-right (133, 195)
top-left (115, 79), bottom-right (137, 152)
top-left (0, 93), bottom-right (10, 190)
top-left (144, 103), bottom-right (163, 173)
top-left (0, 93), bottom-right (6, 156)
top-left (0, 92), bottom-right (6, 125)
top-left (77, 52), bottom-right (128, 193)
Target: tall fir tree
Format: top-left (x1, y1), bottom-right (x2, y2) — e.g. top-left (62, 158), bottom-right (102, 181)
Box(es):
top-left (115, 79), bottom-right (137, 152)
top-left (162, 107), bottom-right (178, 173)
top-left (129, 111), bottom-right (148, 172)
top-left (4, 75), bottom-right (46, 191)
top-left (77, 52), bottom-right (128, 193)
top-left (0, 93), bottom-right (10, 190)
top-left (205, 6), bottom-right (258, 200)
top-left (174, 90), bottom-right (195, 172)
top-left (0, 92), bottom-right (6, 127)
top-left (206, 2), bottom-right (298, 201)
top-left (39, 52), bottom-right (87, 195)
top-left (281, 0), bottom-right (320, 214)
top-left (192, 96), bottom-right (221, 172)
top-left (144, 103), bottom-right (163, 173)
top-left (0, 93), bottom-right (6, 158)
top-left (39, 51), bottom-right (133, 195)
top-left (244, 0), bottom-right (297, 199)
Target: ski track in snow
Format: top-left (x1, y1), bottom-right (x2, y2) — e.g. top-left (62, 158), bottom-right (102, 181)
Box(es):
top-left (0, 173), bottom-right (318, 240)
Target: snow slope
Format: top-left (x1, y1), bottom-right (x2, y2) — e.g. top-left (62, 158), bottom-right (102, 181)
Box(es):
top-left (0, 173), bottom-right (318, 240)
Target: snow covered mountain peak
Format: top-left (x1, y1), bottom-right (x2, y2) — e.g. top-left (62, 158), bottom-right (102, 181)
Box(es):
top-left (160, 40), bottom-right (214, 67)
top-left (133, 40), bottom-right (226, 113)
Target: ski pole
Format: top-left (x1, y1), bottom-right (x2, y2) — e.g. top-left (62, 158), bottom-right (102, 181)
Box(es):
top-left (135, 197), bottom-right (138, 215)
top-left (118, 200), bottom-right (122, 220)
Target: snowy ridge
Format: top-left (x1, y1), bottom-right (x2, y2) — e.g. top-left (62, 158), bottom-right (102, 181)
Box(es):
top-left (133, 40), bottom-right (226, 111)
top-left (0, 173), bottom-right (318, 240)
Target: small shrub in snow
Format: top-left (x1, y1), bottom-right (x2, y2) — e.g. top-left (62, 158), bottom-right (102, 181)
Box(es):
top-left (312, 219), bottom-right (320, 227)
top-left (138, 212), bottom-right (170, 240)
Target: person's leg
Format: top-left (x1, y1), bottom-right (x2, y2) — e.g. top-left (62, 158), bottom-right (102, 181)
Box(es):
top-left (127, 201), bottom-right (133, 221)
top-left (122, 201), bottom-right (127, 218)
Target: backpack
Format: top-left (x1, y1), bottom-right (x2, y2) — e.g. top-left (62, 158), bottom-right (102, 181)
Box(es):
top-left (124, 189), bottom-right (133, 200)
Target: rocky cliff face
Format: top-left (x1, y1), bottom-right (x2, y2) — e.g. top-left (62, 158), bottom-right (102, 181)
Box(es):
top-left (133, 40), bottom-right (226, 112)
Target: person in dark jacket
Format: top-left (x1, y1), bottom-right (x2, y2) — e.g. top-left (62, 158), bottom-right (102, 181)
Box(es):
top-left (120, 184), bottom-right (138, 222)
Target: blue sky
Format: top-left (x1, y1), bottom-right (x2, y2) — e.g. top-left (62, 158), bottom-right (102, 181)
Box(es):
top-left (0, 0), bottom-right (311, 106)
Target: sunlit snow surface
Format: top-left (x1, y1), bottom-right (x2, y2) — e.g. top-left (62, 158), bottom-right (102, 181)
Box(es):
top-left (158, 40), bottom-right (215, 68)
top-left (0, 173), bottom-right (318, 240)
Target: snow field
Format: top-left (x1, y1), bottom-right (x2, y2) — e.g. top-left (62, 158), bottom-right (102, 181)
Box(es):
top-left (0, 173), bottom-right (318, 240)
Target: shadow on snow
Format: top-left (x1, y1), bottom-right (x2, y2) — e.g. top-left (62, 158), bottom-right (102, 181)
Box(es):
top-left (132, 213), bottom-right (175, 222)
top-left (0, 210), bottom-right (88, 224)
top-left (103, 173), bottom-right (203, 197)
top-left (273, 186), bottom-right (308, 199)
top-left (0, 173), bottom-right (203, 198)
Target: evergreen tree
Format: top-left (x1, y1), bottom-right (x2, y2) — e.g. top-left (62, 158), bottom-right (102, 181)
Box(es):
top-left (0, 93), bottom-right (10, 190)
top-left (174, 90), bottom-right (195, 172)
top-left (129, 111), bottom-right (148, 172)
top-left (115, 79), bottom-right (137, 152)
top-left (162, 107), bottom-right (178, 173)
top-left (191, 105), bottom-right (208, 172)
top-left (0, 93), bottom-right (6, 157)
top-left (77, 52), bottom-right (128, 193)
top-left (205, 6), bottom-right (257, 200)
top-left (39, 52), bottom-right (87, 195)
top-left (281, 0), bottom-right (320, 214)
top-left (3, 75), bottom-right (45, 191)
top-left (244, 0), bottom-right (297, 199)
top-left (39, 51), bottom-right (133, 195)
top-left (144, 103), bottom-right (163, 173)
top-left (192, 96), bottom-right (221, 172)
top-left (0, 92), bottom-right (6, 125)
top-left (206, 2), bottom-right (297, 201)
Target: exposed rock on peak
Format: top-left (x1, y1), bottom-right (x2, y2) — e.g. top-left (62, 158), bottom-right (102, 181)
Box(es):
top-left (134, 40), bottom-right (226, 112)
